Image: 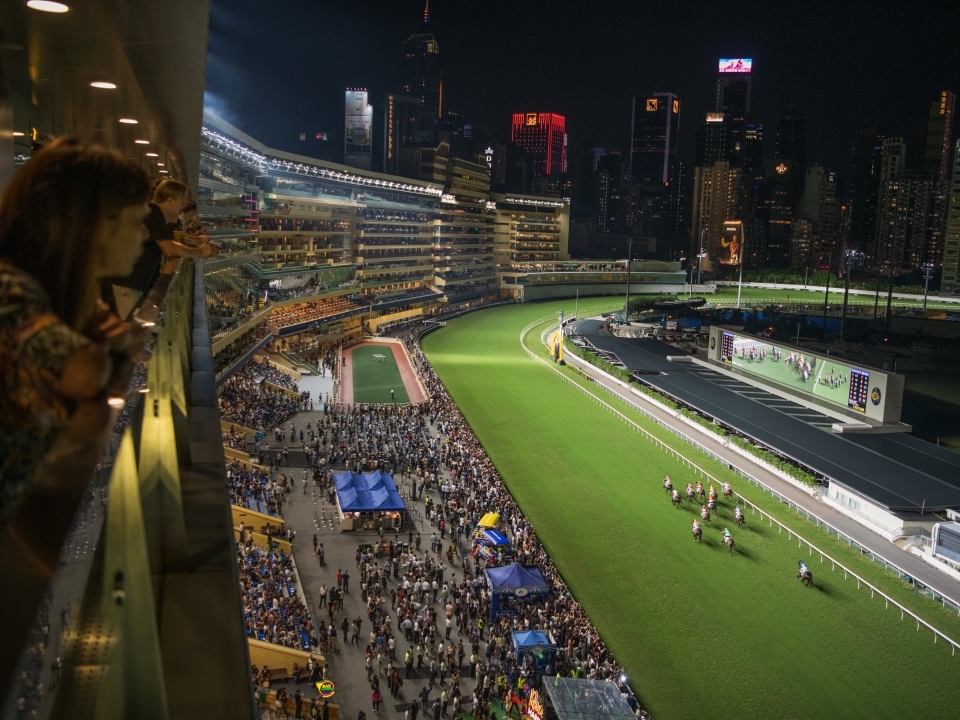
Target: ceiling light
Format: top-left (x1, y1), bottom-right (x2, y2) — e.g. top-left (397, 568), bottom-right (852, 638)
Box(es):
top-left (12, 131), bottom-right (25, 137)
top-left (156, 162), bottom-right (164, 166)
top-left (158, 170), bottom-right (169, 174)
top-left (118, 118), bottom-right (138, 124)
top-left (90, 81), bottom-right (116, 89)
top-left (27, 1), bottom-right (70, 13)
top-left (134, 139), bottom-right (150, 144)
top-left (107, 397), bottom-right (125, 408)
top-left (145, 152), bottom-right (158, 157)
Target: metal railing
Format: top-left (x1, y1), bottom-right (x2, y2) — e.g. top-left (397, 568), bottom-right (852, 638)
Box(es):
top-left (520, 315), bottom-right (960, 654)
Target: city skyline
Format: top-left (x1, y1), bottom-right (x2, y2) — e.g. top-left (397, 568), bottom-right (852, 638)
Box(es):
top-left (207, 0), bottom-right (960, 174)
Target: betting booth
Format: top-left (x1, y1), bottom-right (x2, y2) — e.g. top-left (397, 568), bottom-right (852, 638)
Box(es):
top-left (512, 630), bottom-right (557, 684)
top-left (333, 470), bottom-right (406, 531)
top-left (484, 563), bottom-right (550, 621)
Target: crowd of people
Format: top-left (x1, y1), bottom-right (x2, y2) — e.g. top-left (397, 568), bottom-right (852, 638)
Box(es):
top-left (238, 538), bottom-right (313, 651)
top-left (269, 297), bottom-right (360, 331)
top-left (218, 363), bottom-right (300, 432)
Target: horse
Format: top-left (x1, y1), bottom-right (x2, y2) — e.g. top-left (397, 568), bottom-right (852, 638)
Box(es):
top-left (708, 489), bottom-right (718, 503)
top-left (724, 535), bottom-right (735, 553)
top-left (722, 483), bottom-right (733, 499)
top-left (663, 476), bottom-right (673, 493)
top-left (700, 506), bottom-right (711, 523)
top-left (695, 482), bottom-right (705, 501)
top-left (686, 486), bottom-right (696, 502)
top-left (707, 499), bottom-right (717, 514)
top-left (798, 568), bottom-right (814, 587)
top-left (671, 490), bottom-right (682, 509)
top-left (692, 524), bottom-right (702, 543)
top-left (735, 509), bottom-right (745, 527)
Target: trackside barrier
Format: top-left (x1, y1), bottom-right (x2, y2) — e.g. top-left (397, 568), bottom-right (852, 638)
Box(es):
top-left (537, 318), bottom-right (960, 618)
top-left (520, 316), bottom-right (960, 655)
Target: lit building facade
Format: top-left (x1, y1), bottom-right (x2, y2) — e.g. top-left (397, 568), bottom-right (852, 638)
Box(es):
top-left (510, 112), bottom-right (567, 178)
top-left (690, 161), bottom-right (743, 267)
top-left (943, 140), bottom-right (960, 295)
top-left (630, 93), bottom-right (680, 185)
top-left (922, 90), bottom-right (956, 182)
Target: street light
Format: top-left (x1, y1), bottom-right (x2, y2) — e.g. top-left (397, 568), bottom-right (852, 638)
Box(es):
top-left (922, 263), bottom-right (934, 310)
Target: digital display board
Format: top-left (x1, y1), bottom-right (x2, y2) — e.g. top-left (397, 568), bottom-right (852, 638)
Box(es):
top-left (719, 331), bottom-right (872, 413)
top-left (719, 221), bottom-right (742, 266)
top-left (718, 58), bottom-right (753, 73)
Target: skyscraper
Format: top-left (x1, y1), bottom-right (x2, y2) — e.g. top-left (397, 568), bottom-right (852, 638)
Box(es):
top-left (381, 92), bottom-right (421, 175)
top-left (594, 152), bottom-right (636, 237)
top-left (922, 91), bottom-right (956, 182)
top-left (943, 140), bottom-right (960, 295)
top-left (344, 89), bottom-right (373, 170)
top-left (690, 161), bottom-right (744, 266)
top-left (848, 124), bottom-right (886, 257)
top-left (716, 58), bottom-right (752, 168)
top-left (402, 5), bottom-right (442, 123)
top-left (799, 166), bottom-right (840, 265)
top-left (510, 113), bottom-right (567, 178)
top-left (629, 93), bottom-right (680, 185)
top-left (775, 110), bottom-right (808, 203)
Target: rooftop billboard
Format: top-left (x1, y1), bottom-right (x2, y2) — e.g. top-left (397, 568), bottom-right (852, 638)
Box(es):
top-left (718, 58), bottom-right (753, 73)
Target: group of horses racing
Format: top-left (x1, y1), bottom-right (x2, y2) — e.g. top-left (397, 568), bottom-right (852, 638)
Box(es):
top-left (662, 475), bottom-right (814, 586)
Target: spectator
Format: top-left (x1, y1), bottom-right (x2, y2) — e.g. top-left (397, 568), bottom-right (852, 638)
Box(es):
top-left (0, 136), bottom-right (150, 528)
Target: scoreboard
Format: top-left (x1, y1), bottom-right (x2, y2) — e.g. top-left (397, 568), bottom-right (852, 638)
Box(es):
top-left (847, 368), bottom-right (870, 413)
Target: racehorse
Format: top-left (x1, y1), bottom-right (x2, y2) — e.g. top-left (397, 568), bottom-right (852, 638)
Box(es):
top-left (722, 482), bottom-right (733, 499)
top-left (691, 521), bottom-right (702, 543)
top-left (735, 508), bottom-right (745, 527)
top-left (686, 485), bottom-right (696, 502)
top-left (724, 534), bottom-right (735, 553)
top-left (707, 499), bottom-right (717, 514)
top-left (798, 568), bottom-right (814, 587)
top-left (695, 482), bottom-right (706, 501)
top-left (708, 487), bottom-right (717, 502)
top-left (671, 490), bottom-right (682, 508)
top-left (663, 476), bottom-right (673, 493)
top-left (700, 506), bottom-right (711, 523)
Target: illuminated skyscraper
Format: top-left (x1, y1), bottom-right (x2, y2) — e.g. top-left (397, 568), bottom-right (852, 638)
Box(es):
top-left (922, 91), bottom-right (956, 182)
top-left (716, 58), bottom-right (753, 168)
top-left (943, 140), bottom-right (960, 295)
top-left (510, 112), bottom-right (567, 178)
top-left (402, 4), bottom-right (442, 122)
top-left (630, 93), bottom-right (680, 185)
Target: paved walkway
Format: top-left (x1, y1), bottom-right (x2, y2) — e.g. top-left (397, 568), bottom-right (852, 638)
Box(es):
top-left (259, 410), bottom-right (500, 720)
top-left (560, 339), bottom-right (960, 604)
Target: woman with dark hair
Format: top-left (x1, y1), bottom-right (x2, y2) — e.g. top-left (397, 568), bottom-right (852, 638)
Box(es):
top-left (0, 136), bottom-right (151, 528)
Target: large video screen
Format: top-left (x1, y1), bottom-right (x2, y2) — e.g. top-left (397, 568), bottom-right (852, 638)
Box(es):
top-left (720, 331), bottom-right (870, 413)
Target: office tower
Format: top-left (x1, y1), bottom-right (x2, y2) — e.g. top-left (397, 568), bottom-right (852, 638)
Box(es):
top-left (382, 92), bottom-right (422, 175)
top-left (755, 159), bottom-right (796, 266)
top-left (943, 140), bottom-right (960, 294)
top-left (510, 112), bottom-right (567, 178)
top-left (716, 58), bottom-right (752, 168)
top-left (344, 89), bottom-right (373, 170)
top-left (402, 10), bottom-right (442, 122)
top-left (848, 124), bottom-right (886, 257)
top-left (694, 113), bottom-right (728, 166)
top-left (630, 93), bottom-right (680, 185)
top-left (775, 110), bottom-right (807, 202)
top-left (690, 161), bottom-right (744, 266)
top-left (592, 147), bottom-right (607, 170)
top-left (799, 166), bottom-right (840, 264)
top-left (922, 91), bottom-right (956, 182)
top-left (594, 152), bottom-right (636, 237)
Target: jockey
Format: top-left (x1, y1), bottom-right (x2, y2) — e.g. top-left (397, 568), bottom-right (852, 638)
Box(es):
top-left (709, 484), bottom-right (715, 495)
top-left (723, 528), bottom-right (731, 540)
top-left (692, 520), bottom-right (700, 532)
top-left (723, 482), bottom-right (731, 493)
top-left (735, 505), bottom-right (743, 517)
top-left (695, 481), bottom-right (703, 491)
top-left (798, 560), bottom-right (809, 574)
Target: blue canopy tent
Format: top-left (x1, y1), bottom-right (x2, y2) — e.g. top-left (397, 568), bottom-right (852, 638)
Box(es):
top-left (333, 470), bottom-right (406, 530)
top-left (484, 563), bottom-right (550, 620)
top-left (512, 630), bottom-right (558, 678)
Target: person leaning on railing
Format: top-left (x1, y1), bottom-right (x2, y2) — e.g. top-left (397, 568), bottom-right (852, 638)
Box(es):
top-left (0, 136), bottom-right (153, 534)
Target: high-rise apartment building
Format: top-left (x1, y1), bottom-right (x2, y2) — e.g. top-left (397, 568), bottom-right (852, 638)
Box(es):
top-left (943, 140), bottom-right (960, 295)
top-left (922, 91), bottom-right (956, 182)
top-left (594, 152), bottom-right (636, 237)
top-left (799, 166), bottom-right (840, 266)
top-left (848, 124), bottom-right (886, 257)
top-left (629, 93), bottom-right (680, 185)
top-left (402, 27), bottom-right (442, 122)
top-left (690, 161), bottom-right (743, 265)
top-left (510, 113), bottom-right (567, 178)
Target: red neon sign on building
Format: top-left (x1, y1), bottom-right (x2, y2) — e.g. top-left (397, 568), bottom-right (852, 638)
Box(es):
top-left (511, 112), bottom-right (567, 177)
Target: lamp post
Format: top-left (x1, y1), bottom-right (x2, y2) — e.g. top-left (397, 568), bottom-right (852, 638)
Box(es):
top-left (696, 227), bottom-right (706, 286)
top-left (623, 236), bottom-right (633, 325)
top-left (922, 263), bottom-right (934, 310)
top-left (736, 228), bottom-right (746, 309)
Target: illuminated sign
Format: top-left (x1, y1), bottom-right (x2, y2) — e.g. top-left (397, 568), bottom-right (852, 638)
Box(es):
top-left (941, 91), bottom-right (949, 115)
top-left (673, 99), bottom-right (680, 114)
top-left (316, 680), bottom-right (335, 698)
top-left (719, 220), bottom-right (742, 266)
top-left (646, 98), bottom-right (658, 112)
top-left (706, 113), bottom-right (725, 123)
top-left (775, 163), bottom-right (788, 175)
top-left (526, 689), bottom-right (544, 720)
top-left (718, 58), bottom-right (753, 73)
top-left (525, 113), bottom-right (538, 126)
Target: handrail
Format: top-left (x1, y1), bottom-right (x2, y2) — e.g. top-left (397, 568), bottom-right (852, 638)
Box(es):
top-left (520, 316), bottom-right (960, 654)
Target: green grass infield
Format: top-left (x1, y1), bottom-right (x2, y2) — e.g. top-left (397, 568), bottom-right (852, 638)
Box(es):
top-left (351, 344), bottom-right (410, 404)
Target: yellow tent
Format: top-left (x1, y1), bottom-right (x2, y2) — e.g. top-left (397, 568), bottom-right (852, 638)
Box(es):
top-left (477, 512), bottom-right (500, 529)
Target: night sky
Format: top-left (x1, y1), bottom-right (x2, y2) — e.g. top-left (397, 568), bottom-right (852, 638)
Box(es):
top-left (206, 0), bottom-right (960, 174)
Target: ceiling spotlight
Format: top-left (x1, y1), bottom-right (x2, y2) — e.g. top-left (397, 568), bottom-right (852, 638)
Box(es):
top-left (90, 81), bottom-right (116, 89)
top-left (156, 162), bottom-right (164, 166)
top-left (118, 118), bottom-right (138, 124)
top-left (107, 396), bottom-right (126, 408)
top-left (145, 152), bottom-right (159, 157)
top-left (27, 1), bottom-right (70, 13)
top-left (12, 131), bottom-right (25, 137)
top-left (158, 170), bottom-right (169, 174)
top-left (134, 139), bottom-right (150, 144)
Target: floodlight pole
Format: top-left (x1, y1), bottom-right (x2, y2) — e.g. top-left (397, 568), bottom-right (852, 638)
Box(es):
top-left (624, 237), bottom-right (632, 325)
top-left (736, 229), bottom-right (746, 309)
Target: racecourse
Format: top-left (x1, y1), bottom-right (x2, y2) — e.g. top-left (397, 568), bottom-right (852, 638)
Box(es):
top-left (421, 299), bottom-right (960, 720)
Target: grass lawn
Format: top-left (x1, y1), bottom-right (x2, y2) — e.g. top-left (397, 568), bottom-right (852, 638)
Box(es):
top-left (711, 284), bottom-right (956, 309)
top-left (421, 299), bottom-right (960, 720)
top-left (351, 345), bottom-right (410, 404)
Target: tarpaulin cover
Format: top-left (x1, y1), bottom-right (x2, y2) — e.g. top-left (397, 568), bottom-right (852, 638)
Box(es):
top-left (481, 529), bottom-right (510, 546)
top-left (512, 630), bottom-right (553, 651)
top-left (477, 512), bottom-right (500, 528)
top-left (333, 470), bottom-right (405, 513)
top-left (485, 563), bottom-right (549, 594)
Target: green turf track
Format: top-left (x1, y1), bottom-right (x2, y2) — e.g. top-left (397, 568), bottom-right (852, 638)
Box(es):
top-left (351, 345), bottom-right (410, 404)
top-left (421, 299), bottom-right (960, 720)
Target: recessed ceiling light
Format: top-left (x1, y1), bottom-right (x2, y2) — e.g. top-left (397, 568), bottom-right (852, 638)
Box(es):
top-left (156, 163), bottom-right (164, 166)
top-left (118, 118), bottom-right (138, 124)
top-left (158, 170), bottom-right (169, 174)
top-left (27, 1), bottom-right (70, 13)
top-left (145, 152), bottom-right (159, 157)
top-left (12, 131), bottom-right (25, 137)
top-left (90, 81), bottom-right (116, 89)
top-left (134, 139), bottom-right (150, 144)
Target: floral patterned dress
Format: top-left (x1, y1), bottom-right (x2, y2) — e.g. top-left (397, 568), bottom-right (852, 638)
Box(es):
top-left (0, 262), bottom-right (90, 526)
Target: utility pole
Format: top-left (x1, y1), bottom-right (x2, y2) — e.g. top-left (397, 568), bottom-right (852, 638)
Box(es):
top-left (821, 249), bottom-right (832, 340)
top-left (839, 248), bottom-right (851, 342)
top-left (922, 264), bottom-right (934, 310)
top-left (736, 229), bottom-right (746, 309)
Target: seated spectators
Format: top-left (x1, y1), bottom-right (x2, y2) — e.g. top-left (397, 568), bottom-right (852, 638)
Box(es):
top-left (218, 364), bottom-right (298, 431)
top-left (238, 540), bottom-right (312, 650)
top-left (269, 296), bottom-right (359, 330)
